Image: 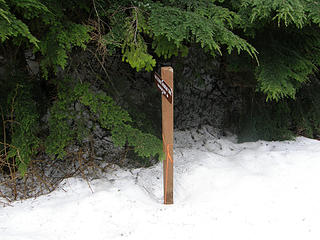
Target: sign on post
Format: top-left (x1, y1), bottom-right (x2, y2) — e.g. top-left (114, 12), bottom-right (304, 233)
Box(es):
top-left (154, 67), bottom-right (174, 204)
top-left (154, 72), bottom-right (173, 104)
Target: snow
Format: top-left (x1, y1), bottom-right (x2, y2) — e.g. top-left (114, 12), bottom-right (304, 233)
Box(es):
top-left (1, 126), bottom-right (320, 240)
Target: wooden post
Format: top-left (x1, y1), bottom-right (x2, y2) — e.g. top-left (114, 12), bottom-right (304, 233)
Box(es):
top-left (161, 67), bottom-right (174, 204)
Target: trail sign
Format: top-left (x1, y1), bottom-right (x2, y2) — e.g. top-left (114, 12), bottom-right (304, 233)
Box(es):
top-left (154, 72), bottom-right (173, 104)
top-left (155, 67), bottom-right (174, 204)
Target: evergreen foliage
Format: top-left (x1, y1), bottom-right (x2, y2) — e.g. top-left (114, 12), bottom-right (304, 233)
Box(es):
top-left (290, 77), bottom-right (320, 138)
top-left (8, 84), bottom-right (40, 175)
top-left (38, 23), bottom-right (91, 78)
top-left (45, 77), bottom-right (163, 161)
top-left (103, 0), bottom-right (257, 72)
top-left (0, 0), bottom-right (39, 45)
top-left (229, 0), bottom-right (320, 100)
top-left (77, 84), bottom-right (162, 158)
top-left (238, 78), bottom-right (320, 142)
top-left (1, 0), bottom-right (91, 78)
top-left (2, 0), bottom-right (320, 176)
top-left (0, 80), bottom-right (40, 176)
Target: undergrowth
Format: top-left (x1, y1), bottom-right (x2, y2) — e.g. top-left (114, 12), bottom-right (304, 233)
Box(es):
top-left (0, 75), bottom-right (163, 202)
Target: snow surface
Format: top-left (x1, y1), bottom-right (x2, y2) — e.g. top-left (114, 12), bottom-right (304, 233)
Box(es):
top-left (1, 126), bottom-right (320, 240)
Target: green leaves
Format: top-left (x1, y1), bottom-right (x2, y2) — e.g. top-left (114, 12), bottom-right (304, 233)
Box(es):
top-left (152, 36), bottom-right (189, 59)
top-left (239, 0), bottom-right (320, 29)
top-left (102, 0), bottom-right (258, 72)
top-left (122, 36), bottom-right (156, 71)
top-left (46, 78), bottom-right (163, 161)
top-left (38, 23), bottom-right (91, 77)
top-left (225, 0), bottom-right (320, 101)
top-left (0, 0), bottom-right (39, 46)
top-left (11, 0), bottom-right (50, 20)
top-left (305, 0), bottom-right (320, 26)
top-left (3, 0), bottom-right (320, 172)
top-left (76, 82), bottom-right (163, 158)
top-left (149, 2), bottom-right (257, 57)
top-left (253, 26), bottom-right (320, 101)
top-left (0, 0), bottom-right (92, 78)
top-left (240, 0), bottom-right (306, 28)
top-left (5, 83), bottom-right (40, 176)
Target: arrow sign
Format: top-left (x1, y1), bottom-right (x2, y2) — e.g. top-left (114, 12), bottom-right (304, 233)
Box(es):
top-left (154, 72), bottom-right (173, 104)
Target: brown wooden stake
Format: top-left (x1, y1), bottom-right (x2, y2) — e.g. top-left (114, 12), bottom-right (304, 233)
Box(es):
top-left (161, 67), bottom-right (174, 204)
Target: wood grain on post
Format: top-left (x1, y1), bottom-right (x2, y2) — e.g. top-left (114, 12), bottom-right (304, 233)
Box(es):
top-left (161, 67), bottom-right (173, 204)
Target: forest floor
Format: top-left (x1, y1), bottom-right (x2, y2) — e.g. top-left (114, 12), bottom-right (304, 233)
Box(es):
top-left (1, 126), bottom-right (320, 240)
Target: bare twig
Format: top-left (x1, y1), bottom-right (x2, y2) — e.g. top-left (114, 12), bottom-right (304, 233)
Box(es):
top-left (77, 149), bottom-right (93, 193)
top-left (86, 48), bottom-right (120, 97)
top-left (133, 7), bottom-right (138, 44)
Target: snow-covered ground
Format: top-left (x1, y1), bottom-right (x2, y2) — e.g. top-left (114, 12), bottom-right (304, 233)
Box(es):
top-left (1, 126), bottom-right (320, 240)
